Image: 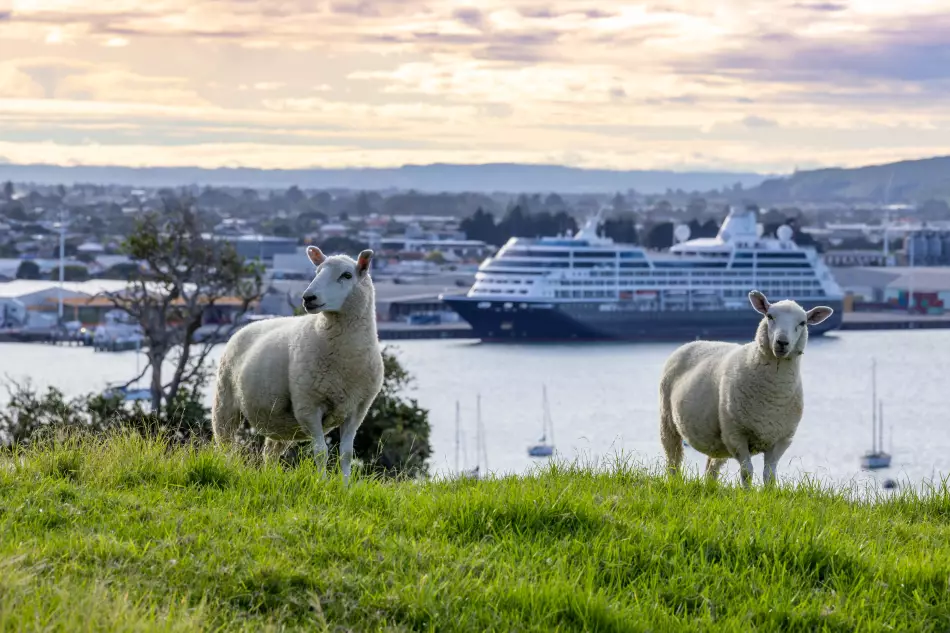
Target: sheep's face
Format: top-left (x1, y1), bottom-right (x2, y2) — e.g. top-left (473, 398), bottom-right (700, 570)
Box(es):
top-left (749, 290), bottom-right (834, 359)
top-left (301, 247), bottom-right (373, 314)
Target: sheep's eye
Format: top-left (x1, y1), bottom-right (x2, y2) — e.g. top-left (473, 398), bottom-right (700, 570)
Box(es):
top-left (799, 321), bottom-right (806, 327)
top-left (340, 272), bottom-right (353, 280)
top-left (767, 314), bottom-right (773, 320)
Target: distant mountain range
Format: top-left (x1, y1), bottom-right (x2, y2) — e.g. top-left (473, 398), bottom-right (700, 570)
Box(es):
top-left (3, 155), bottom-right (949, 202)
top-left (745, 155), bottom-right (950, 204)
top-left (0, 163), bottom-right (768, 195)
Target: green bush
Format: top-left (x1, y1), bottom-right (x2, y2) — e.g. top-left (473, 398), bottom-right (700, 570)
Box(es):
top-left (1, 347), bottom-right (431, 479)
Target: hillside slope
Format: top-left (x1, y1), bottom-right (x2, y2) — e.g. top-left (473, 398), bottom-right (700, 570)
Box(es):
top-left (747, 155), bottom-right (950, 203)
top-left (1, 435), bottom-right (949, 632)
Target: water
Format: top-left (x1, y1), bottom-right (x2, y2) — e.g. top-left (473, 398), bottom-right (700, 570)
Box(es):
top-left (2, 330), bottom-right (948, 490)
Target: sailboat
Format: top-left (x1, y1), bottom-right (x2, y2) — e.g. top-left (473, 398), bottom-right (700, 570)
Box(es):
top-left (860, 358), bottom-right (892, 470)
top-left (527, 385), bottom-right (555, 458)
top-left (457, 395), bottom-right (488, 479)
top-left (103, 338), bottom-right (151, 402)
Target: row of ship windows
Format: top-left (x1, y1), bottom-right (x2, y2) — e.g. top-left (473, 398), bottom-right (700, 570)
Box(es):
top-left (488, 261), bottom-right (813, 270)
top-left (480, 272), bottom-right (821, 282)
top-left (543, 287), bottom-right (829, 299)
top-left (500, 249), bottom-right (808, 260)
top-left (551, 279), bottom-right (823, 288)
top-left (475, 282), bottom-right (824, 295)
top-left (475, 286), bottom-right (828, 298)
top-left (502, 249), bottom-right (646, 259)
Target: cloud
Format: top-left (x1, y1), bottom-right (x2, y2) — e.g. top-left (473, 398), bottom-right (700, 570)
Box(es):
top-left (741, 115), bottom-right (778, 128)
top-left (452, 7), bottom-right (484, 28)
top-left (792, 2), bottom-right (848, 11)
top-left (3, 0), bottom-right (950, 173)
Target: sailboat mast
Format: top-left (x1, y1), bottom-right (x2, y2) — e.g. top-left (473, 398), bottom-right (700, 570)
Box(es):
top-left (871, 358), bottom-right (877, 453)
top-left (476, 393), bottom-right (487, 471)
top-left (881, 402), bottom-right (886, 450)
top-left (454, 400), bottom-right (460, 473)
top-left (542, 384), bottom-right (553, 444)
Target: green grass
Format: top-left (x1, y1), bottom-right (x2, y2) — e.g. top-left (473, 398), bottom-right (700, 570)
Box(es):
top-left (2, 434), bottom-right (950, 632)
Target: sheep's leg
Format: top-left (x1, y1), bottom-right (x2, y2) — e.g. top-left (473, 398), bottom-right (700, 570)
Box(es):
top-left (722, 424), bottom-right (754, 489)
top-left (262, 438), bottom-right (291, 464)
top-left (211, 377), bottom-right (242, 448)
top-left (704, 457), bottom-right (728, 482)
top-left (659, 397), bottom-right (683, 477)
top-left (299, 408), bottom-right (328, 474)
top-left (339, 410), bottom-right (363, 487)
top-left (763, 438), bottom-right (792, 487)
top-left (733, 442), bottom-right (754, 489)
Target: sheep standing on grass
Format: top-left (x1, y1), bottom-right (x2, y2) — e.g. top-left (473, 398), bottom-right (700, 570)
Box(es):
top-left (211, 246), bottom-right (384, 485)
top-left (658, 290), bottom-right (833, 488)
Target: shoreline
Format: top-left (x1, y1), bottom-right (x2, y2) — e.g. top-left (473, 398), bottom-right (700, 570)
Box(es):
top-left (4, 311), bottom-right (949, 344)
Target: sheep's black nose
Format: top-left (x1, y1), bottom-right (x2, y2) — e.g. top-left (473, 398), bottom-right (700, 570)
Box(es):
top-left (775, 339), bottom-right (789, 350)
top-left (302, 293), bottom-right (317, 303)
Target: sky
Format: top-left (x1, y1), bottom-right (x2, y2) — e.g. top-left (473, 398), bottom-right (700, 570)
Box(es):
top-left (2, 0), bottom-right (950, 174)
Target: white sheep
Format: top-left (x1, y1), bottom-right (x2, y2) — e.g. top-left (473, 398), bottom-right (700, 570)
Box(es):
top-left (211, 246), bottom-right (384, 485)
top-left (658, 290), bottom-right (833, 488)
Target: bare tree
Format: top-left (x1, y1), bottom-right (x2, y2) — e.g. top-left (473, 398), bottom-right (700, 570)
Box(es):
top-left (103, 197), bottom-right (263, 415)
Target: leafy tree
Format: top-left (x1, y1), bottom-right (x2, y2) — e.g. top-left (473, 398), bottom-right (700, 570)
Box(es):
top-left (353, 191), bottom-right (374, 216)
top-left (543, 193), bottom-right (565, 210)
top-left (270, 222), bottom-right (295, 238)
top-left (100, 262), bottom-right (141, 280)
top-left (1, 202), bottom-right (29, 221)
top-left (600, 214), bottom-right (639, 244)
top-left (2, 181), bottom-right (12, 201)
top-left (295, 210), bottom-right (327, 234)
top-left (425, 250), bottom-right (446, 265)
top-left (643, 222), bottom-right (674, 249)
top-left (460, 207), bottom-right (500, 245)
top-left (105, 197), bottom-right (263, 417)
top-left (285, 185), bottom-right (306, 205)
top-left (611, 193), bottom-right (629, 212)
top-left (0, 378), bottom-right (209, 450)
top-left (686, 197), bottom-right (708, 216)
top-left (15, 260), bottom-right (41, 280)
top-left (62, 265), bottom-right (89, 281)
top-left (313, 191), bottom-right (332, 209)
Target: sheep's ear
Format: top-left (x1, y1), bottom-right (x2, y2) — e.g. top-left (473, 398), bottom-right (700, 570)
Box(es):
top-left (356, 249), bottom-right (374, 277)
top-left (806, 305), bottom-right (833, 325)
top-left (749, 290), bottom-right (770, 315)
top-left (307, 246), bottom-right (326, 267)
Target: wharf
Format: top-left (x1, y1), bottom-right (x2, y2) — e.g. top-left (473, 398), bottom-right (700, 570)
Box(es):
top-left (377, 322), bottom-right (475, 340)
top-left (839, 311), bottom-right (950, 331)
top-left (4, 312), bottom-right (948, 346)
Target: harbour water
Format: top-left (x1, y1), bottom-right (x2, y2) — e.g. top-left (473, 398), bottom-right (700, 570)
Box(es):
top-left (1, 329), bottom-right (947, 490)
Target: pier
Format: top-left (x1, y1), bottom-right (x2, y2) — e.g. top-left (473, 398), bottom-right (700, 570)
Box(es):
top-left (839, 312), bottom-right (950, 331)
top-left (4, 312), bottom-right (949, 346)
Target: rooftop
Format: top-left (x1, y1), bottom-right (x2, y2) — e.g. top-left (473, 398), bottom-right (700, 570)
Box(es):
top-left (0, 279), bottom-right (133, 299)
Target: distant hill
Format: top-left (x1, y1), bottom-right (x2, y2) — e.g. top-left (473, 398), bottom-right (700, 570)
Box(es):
top-left (745, 155), bottom-right (950, 204)
top-left (0, 163), bottom-right (767, 195)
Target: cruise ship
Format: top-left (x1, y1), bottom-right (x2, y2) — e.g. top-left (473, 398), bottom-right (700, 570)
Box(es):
top-left (439, 206), bottom-right (844, 342)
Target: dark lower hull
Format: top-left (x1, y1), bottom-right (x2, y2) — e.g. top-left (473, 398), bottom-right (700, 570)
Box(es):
top-left (440, 295), bottom-right (844, 343)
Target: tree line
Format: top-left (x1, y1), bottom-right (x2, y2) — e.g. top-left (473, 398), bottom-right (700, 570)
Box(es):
top-left (459, 205), bottom-right (822, 251)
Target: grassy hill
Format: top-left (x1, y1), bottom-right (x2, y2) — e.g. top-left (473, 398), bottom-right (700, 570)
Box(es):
top-left (746, 155), bottom-right (950, 204)
top-left (2, 434), bottom-right (950, 632)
